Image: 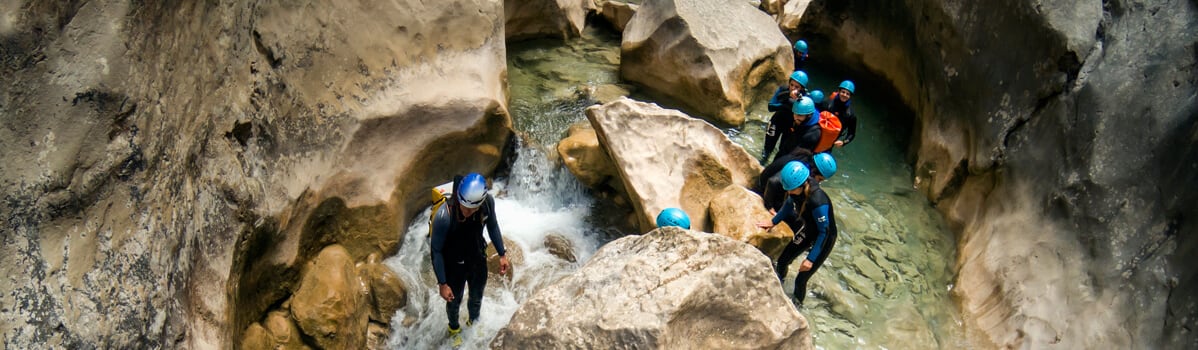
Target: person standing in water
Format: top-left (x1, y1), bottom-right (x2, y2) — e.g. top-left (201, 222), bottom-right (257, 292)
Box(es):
top-left (430, 173), bottom-right (511, 346)
top-left (756, 160), bottom-right (839, 304)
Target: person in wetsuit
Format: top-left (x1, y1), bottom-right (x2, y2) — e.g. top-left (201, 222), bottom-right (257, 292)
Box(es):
top-left (762, 71), bottom-right (812, 165)
top-left (756, 160), bottom-right (839, 305)
top-left (828, 80), bottom-right (858, 149)
top-left (430, 172), bottom-right (510, 344)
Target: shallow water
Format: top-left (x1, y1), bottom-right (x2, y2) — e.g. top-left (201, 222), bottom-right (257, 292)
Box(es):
top-left (386, 24), bottom-right (971, 349)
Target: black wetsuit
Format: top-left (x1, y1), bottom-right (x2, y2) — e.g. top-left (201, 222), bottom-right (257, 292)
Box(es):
top-left (757, 150), bottom-right (813, 211)
top-left (430, 179), bottom-right (506, 329)
top-left (827, 93), bottom-right (858, 146)
top-left (763, 87), bottom-right (821, 165)
top-left (771, 183), bottom-right (838, 304)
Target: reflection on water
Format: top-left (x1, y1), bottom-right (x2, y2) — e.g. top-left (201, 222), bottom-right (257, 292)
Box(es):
top-left (388, 22), bottom-right (971, 349)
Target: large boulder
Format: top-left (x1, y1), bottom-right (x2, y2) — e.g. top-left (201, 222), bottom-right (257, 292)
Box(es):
top-left (620, 0), bottom-right (792, 126)
top-left (0, 1), bottom-right (510, 348)
top-left (708, 186), bottom-right (793, 259)
top-left (492, 227), bottom-right (812, 349)
top-left (290, 245), bottom-right (368, 350)
top-left (799, 0), bottom-right (1198, 348)
top-left (585, 98), bottom-right (763, 232)
top-left (557, 122), bottom-right (619, 188)
top-left (505, 0), bottom-right (589, 40)
top-left (595, 0), bottom-right (639, 33)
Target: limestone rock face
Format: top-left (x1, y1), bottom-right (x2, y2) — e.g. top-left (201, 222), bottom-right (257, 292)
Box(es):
top-left (0, 1), bottom-right (509, 348)
top-left (291, 245), bottom-right (368, 350)
top-left (620, 0), bottom-right (791, 126)
top-left (595, 0), bottom-right (639, 33)
top-left (799, 0), bottom-right (1197, 348)
top-left (505, 0), bottom-right (589, 40)
top-left (776, 0), bottom-right (813, 32)
top-left (585, 98), bottom-right (762, 232)
top-left (557, 123), bottom-right (618, 188)
top-left (708, 186), bottom-right (792, 259)
top-left (492, 227), bottom-right (812, 349)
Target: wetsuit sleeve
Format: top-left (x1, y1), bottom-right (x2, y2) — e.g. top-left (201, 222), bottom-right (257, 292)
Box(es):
top-left (430, 204), bottom-right (451, 285)
top-left (771, 196), bottom-right (795, 225)
top-left (762, 115), bottom-right (781, 162)
top-left (839, 109), bottom-right (858, 145)
top-left (767, 86), bottom-right (788, 112)
top-left (484, 195), bottom-right (506, 256)
top-left (806, 204), bottom-right (832, 263)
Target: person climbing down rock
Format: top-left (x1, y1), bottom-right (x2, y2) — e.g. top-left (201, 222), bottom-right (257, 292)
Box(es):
top-left (656, 207), bottom-right (691, 229)
top-left (755, 160), bottom-right (839, 305)
top-left (757, 147), bottom-right (814, 212)
top-left (828, 80), bottom-right (859, 148)
top-left (429, 172), bottom-right (511, 346)
top-left (793, 40), bottom-right (809, 71)
top-left (761, 70), bottom-right (811, 164)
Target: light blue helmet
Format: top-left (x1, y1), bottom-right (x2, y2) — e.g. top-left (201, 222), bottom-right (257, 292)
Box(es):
top-left (780, 161), bottom-right (811, 191)
top-left (791, 96), bottom-right (816, 116)
top-left (458, 173), bottom-right (488, 209)
top-left (789, 70), bottom-right (809, 88)
top-left (813, 153), bottom-right (837, 178)
top-left (838, 80), bottom-right (856, 94)
top-left (656, 208), bottom-right (691, 229)
top-left (794, 40), bottom-right (808, 55)
top-left (809, 89), bottom-right (825, 104)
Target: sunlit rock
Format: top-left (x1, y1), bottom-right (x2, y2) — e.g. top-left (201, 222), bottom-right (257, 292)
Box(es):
top-left (557, 123), bottom-right (618, 188)
top-left (621, 0), bottom-right (791, 125)
top-left (708, 186), bottom-right (792, 259)
top-left (586, 98), bottom-right (762, 232)
top-left (776, 0), bottom-right (813, 32)
top-left (505, 0), bottom-right (589, 40)
top-left (291, 245), bottom-right (368, 349)
top-left (493, 227), bottom-right (813, 349)
top-left (595, 0), bottom-right (638, 32)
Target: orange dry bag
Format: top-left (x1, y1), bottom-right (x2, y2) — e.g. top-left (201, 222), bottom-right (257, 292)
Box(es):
top-left (815, 111), bottom-right (842, 153)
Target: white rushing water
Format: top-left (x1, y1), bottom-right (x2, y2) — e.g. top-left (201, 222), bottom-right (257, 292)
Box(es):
top-left (383, 142), bottom-right (604, 349)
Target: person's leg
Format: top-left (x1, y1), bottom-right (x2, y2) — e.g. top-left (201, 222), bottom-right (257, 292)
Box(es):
top-left (792, 232), bottom-right (837, 304)
top-left (444, 264), bottom-right (468, 330)
top-left (775, 237), bottom-right (809, 281)
top-left (465, 262), bottom-right (488, 324)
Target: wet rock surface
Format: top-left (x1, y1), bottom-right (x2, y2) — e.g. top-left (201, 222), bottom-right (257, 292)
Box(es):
top-left (493, 227), bottom-right (812, 349)
top-left (800, 0), bottom-right (1198, 348)
top-left (0, 1), bottom-right (510, 348)
top-left (621, 0), bottom-right (792, 126)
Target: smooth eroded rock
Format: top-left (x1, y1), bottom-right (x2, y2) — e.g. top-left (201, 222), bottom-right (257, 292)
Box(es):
top-left (505, 0), bottom-right (589, 40)
top-left (708, 186), bottom-right (792, 259)
top-left (492, 227), bottom-right (812, 349)
top-left (291, 245), bottom-right (368, 350)
top-left (621, 0), bottom-right (791, 125)
top-left (586, 97), bottom-right (762, 232)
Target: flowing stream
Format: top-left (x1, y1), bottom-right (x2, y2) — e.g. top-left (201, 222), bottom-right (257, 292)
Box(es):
top-left (385, 25), bottom-right (973, 349)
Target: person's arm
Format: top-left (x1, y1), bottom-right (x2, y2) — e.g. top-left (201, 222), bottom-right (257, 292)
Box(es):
top-left (839, 110), bottom-right (858, 145)
top-left (762, 115), bottom-right (782, 163)
top-left (429, 205), bottom-right (451, 285)
top-left (771, 196), bottom-right (795, 226)
top-left (805, 204), bottom-right (832, 263)
top-left (767, 86), bottom-right (788, 112)
top-left (483, 196), bottom-right (505, 256)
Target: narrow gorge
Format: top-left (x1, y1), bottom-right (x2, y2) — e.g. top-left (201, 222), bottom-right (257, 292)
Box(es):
top-left (1, 0), bottom-right (1193, 349)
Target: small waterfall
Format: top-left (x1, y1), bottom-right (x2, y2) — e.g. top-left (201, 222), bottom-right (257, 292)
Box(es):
top-left (384, 138), bottom-right (602, 349)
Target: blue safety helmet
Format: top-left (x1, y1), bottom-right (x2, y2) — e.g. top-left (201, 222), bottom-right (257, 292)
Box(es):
top-left (791, 96), bottom-right (816, 116)
top-left (780, 161), bottom-right (811, 191)
top-left (656, 208), bottom-right (691, 229)
top-left (809, 90), bottom-right (825, 104)
top-left (458, 173), bottom-right (488, 209)
top-left (789, 71), bottom-right (809, 88)
top-left (813, 153), bottom-right (837, 178)
top-left (838, 80), bottom-right (856, 94)
top-left (794, 40), bottom-right (808, 55)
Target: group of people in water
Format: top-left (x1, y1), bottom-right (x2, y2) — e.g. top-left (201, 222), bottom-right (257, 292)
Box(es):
top-left (657, 39), bottom-right (860, 305)
top-left (430, 39), bottom-right (859, 345)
